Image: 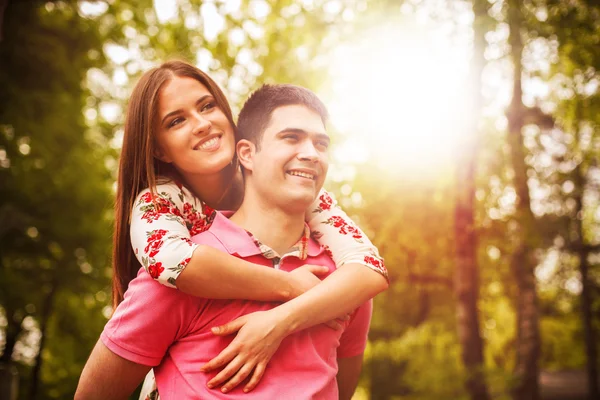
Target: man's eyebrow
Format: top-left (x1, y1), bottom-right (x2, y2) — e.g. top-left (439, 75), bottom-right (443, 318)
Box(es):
top-left (277, 128), bottom-right (330, 142)
top-left (160, 95), bottom-right (212, 126)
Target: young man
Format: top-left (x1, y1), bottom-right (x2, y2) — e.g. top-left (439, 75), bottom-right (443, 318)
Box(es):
top-left (76, 84), bottom-right (372, 400)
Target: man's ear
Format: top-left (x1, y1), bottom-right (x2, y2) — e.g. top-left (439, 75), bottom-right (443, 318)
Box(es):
top-left (154, 146), bottom-right (172, 163)
top-left (236, 139), bottom-right (256, 172)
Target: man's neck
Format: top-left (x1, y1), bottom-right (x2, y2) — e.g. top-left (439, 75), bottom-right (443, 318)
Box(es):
top-left (230, 189), bottom-right (306, 256)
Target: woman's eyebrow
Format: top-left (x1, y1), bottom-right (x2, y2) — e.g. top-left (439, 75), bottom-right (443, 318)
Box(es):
top-left (160, 95), bottom-right (212, 125)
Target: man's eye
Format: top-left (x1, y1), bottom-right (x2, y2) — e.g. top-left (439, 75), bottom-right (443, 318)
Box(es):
top-left (316, 140), bottom-right (329, 149)
top-left (168, 117), bottom-right (184, 128)
top-left (283, 134), bottom-right (299, 141)
top-left (201, 102), bottom-right (216, 112)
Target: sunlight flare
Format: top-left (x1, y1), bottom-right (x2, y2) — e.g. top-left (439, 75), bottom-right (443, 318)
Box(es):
top-left (325, 22), bottom-right (472, 173)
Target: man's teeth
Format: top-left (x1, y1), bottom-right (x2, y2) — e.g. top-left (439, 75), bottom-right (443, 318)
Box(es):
top-left (288, 171), bottom-right (315, 180)
top-left (197, 137), bottom-right (219, 150)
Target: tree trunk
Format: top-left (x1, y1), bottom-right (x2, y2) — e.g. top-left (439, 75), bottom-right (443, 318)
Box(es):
top-left (571, 103), bottom-right (599, 400)
top-left (0, 0), bottom-right (8, 42)
top-left (28, 279), bottom-right (58, 400)
top-left (506, 1), bottom-right (541, 399)
top-left (453, 1), bottom-right (490, 399)
top-left (0, 308), bottom-right (24, 364)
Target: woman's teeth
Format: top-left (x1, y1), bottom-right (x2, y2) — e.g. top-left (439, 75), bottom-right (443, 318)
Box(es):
top-left (196, 137), bottom-right (219, 150)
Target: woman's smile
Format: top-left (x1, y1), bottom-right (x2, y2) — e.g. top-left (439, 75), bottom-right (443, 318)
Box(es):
top-left (194, 134), bottom-right (223, 151)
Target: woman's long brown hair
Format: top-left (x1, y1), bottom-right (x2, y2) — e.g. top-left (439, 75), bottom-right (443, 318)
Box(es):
top-left (112, 60), bottom-right (235, 307)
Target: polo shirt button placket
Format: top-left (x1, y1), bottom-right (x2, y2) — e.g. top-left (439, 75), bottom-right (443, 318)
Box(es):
top-left (272, 257), bottom-right (281, 269)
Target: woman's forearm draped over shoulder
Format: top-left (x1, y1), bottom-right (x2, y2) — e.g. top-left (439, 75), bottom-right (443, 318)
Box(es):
top-left (306, 190), bottom-right (388, 280)
top-left (284, 189), bottom-right (389, 330)
top-left (130, 181), bottom-right (297, 301)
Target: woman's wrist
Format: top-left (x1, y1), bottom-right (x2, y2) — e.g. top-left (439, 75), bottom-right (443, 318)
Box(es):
top-left (267, 304), bottom-right (301, 336)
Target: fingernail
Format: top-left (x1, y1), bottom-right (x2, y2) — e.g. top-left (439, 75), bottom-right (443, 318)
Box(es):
top-left (222, 387), bottom-right (228, 393)
top-left (244, 389), bottom-right (249, 393)
top-left (211, 327), bottom-right (220, 334)
top-left (207, 383), bottom-right (213, 389)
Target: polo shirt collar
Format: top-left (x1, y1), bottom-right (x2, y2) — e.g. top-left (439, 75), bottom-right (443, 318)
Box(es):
top-left (210, 211), bottom-right (324, 259)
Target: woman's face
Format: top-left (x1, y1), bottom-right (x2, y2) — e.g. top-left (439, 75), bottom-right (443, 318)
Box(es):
top-left (155, 76), bottom-right (235, 177)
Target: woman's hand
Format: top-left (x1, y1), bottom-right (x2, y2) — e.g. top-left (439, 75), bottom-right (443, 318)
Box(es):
top-left (285, 264), bottom-right (330, 300)
top-left (201, 309), bottom-right (290, 393)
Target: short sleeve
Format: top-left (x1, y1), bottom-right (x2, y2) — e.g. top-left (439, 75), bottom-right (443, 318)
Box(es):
top-left (306, 189), bottom-right (388, 281)
top-left (130, 181), bottom-right (215, 288)
top-left (100, 271), bottom-right (195, 366)
top-left (337, 299), bottom-right (373, 358)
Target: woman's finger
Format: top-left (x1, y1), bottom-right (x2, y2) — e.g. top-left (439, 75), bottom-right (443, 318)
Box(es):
top-left (201, 341), bottom-right (239, 372)
top-left (244, 363), bottom-right (266, 393)
top-left (211, 315), bottom-right (247, 336)
top-left (324, 319), bottom-right (343, 330)
top-left (303, 264), bottom-right (330, 276)
top-left (207, 354), bottom-right (244, 388)
top-left (220, 362), bottom-right (255, 393)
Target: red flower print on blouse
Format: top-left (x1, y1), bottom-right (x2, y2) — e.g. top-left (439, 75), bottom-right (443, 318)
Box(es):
top-left (147, 262), bottom-right (164, 279)
top-left (313, 192), bottom-right (334, 214)
top-left (364, 255), bottom-right (385, 274)
top-left (145, 229), bottom-right (168, 258)
top-left (323, 216), bottom-right (364, 242)
top-left (138, 193), bottom-right (177, 224)
top-left (323, 245), bottom-right (334, 260)
top-left (181, 201), bottom-right (213, 236)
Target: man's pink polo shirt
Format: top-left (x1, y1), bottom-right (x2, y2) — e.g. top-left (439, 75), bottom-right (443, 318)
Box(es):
top-left (101, 211), bottom-right (372, 400)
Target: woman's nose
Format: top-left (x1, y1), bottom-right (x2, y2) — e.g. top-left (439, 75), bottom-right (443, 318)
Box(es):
top-left (191, 112), bottom-right (212, 135)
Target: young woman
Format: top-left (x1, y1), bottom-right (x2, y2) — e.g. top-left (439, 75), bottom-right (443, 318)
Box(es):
top-left (114, 60), bottom-right (389, 396)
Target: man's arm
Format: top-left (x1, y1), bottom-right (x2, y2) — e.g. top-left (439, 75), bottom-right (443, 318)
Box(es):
top-left (337, 354), bottom-right (364, 400)
top-left (75, 340), bottom-right (151, 400)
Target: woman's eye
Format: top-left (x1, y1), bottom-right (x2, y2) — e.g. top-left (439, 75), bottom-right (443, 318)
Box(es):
top-left (168, 117), bottom-right (184, 128)
top-left (201, 102), bottom-right (216, 112)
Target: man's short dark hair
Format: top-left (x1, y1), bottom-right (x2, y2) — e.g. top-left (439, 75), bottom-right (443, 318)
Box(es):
top-left (236, 84), bottom-right (329, 150)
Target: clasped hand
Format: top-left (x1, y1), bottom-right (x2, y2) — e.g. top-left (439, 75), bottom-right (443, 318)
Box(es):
top-left (200, 264), bottom-right (350, 393)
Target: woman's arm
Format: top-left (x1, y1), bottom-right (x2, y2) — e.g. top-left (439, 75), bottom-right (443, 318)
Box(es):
top-left (131, 181), bottom-right (327, 301)
top-left (178, 245), bottom-right (329, 301)
top-left (279, 189), bottom-right (388, 326)
top-left (307, 190), bottom-right (388, 281)
top-left (201, 190), bottom-right (388, 392)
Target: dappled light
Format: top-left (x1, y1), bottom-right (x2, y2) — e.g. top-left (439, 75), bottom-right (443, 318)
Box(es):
top-left (1, 0), bottom-right (600, 399)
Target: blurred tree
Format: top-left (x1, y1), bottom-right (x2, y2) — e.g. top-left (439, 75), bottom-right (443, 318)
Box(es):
top-left (541, 1), bottom-right (600, 397)
top-left (453, 0), bottom-right (492, 398)
top-left (0, 1), bottom-right (114, 399)
top-left (1, 0), bottom-right (366, 398)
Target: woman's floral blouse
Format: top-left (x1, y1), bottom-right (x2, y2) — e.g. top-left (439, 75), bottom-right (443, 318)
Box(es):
top-left (130, 180), bottom-right (388, 288)
top-left (132, 180), bottom-right (387, 400)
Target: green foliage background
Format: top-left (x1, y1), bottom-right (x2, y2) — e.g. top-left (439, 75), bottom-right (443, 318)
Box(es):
top-left (0, 0), bottom-right (598, 399)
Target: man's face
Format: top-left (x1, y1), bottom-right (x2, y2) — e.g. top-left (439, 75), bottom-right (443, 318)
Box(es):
top-left (244, 104), bottom-right (330, 212)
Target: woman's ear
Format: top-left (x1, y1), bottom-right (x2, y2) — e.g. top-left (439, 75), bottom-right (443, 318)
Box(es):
top-left (236, 139), bottom-right (255, 172)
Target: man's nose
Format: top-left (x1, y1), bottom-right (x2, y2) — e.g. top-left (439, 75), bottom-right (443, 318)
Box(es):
top-left (297, 141), bottom-right (319, 162)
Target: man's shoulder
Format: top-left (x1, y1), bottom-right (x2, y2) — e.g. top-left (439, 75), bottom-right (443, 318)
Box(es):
top-left (189, 211), bottom-right (233, 253)
top-left (127, 268), bottom-right (188, 300)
